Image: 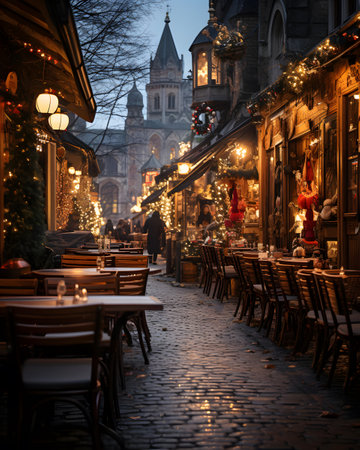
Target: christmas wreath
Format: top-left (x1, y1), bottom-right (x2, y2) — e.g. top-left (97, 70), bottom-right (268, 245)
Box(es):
top-left (191, 103), bottom-right (214, 135)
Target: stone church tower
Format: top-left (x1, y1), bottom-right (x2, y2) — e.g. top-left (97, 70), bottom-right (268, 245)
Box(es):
top-left (125, 12), bottom-right (192, 205)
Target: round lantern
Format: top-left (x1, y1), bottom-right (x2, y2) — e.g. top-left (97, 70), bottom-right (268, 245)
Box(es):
top-left (68, 166), bottom-right (76, 175)
top-left (48, 109), bottom-right (69, 130)
top-left (36, 92), bottom-right (59, 114)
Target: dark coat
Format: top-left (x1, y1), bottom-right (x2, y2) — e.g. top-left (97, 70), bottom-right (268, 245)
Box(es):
top-left (143, 214), bottom-right (165, 254)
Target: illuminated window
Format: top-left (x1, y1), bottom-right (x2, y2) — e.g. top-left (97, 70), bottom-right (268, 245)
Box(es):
top-left (100, 182), bottom-right (118, 216)
top-left (211, 51), bottom-right (221, 84)
top-left (149, 134), bottom-right (161, 160)
top-left (168, 93), bottom-right (175, 109)
top-left (170, 147), bottom-right (176, 160)
top-left (154, 94), bottom-right (160, 110)
top-left (197, 51), bottom-right (208, 86)
top-left (145, 171), bottom-right (159, 185)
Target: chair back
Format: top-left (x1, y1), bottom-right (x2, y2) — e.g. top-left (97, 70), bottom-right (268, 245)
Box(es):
top-left (276, 263), bottom-right (302, 304)
top-left (296, 269), bottom-right (320, 314)
top-left (232, 254), bottom-right (248, 290)
top-left (114, 254), bottom-right (148, 267)
top-left (44, 275), bottom-right (117, 296)
top-left (0, 278), bottom-right (38, 296)
top-left (258, 259), bottom-right (281, 300)
top-left (277, 258), bottom-right (313, 268)
top-left (117, 268), bottom-right (149, 295)
top-left (61, 254), bottom-right (113, 268)
top-left (242, 255), bottom-right (262, 286)
top-left (215, 247), bottom-right (227, 275)
top-left (6, 304), bottom-right (103, 387)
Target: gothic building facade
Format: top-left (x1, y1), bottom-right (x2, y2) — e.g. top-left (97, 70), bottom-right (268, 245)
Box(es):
top-left (72, 14), bottom-right (192, 224)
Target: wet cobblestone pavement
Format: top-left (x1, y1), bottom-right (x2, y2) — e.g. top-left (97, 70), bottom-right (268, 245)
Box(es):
top-left (2, 265), bottom-right (360, 449)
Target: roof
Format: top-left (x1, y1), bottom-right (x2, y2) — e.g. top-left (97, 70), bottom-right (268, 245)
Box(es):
top-left (0, 0), bottom-right (96, 122)
top-left (74, 128), bottom-right (126, 151)
top-left (59, 130), bottom-right (100, 177)
top-left (141, 154), bottom-right (162, 172)
top-left (127, 82), bottom-right (143, 108)
top-left (167, 118), bottom-right (255, 196)
top-left (189, 23), bottom-right (218, 50)
top-left (141, 186), bottom-right (166, 207)
top-left (153, 14), bottom-right (181, 68)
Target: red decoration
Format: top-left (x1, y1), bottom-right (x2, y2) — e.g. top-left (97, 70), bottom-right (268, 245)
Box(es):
top-left (191, 103), bottom-right (214, 135)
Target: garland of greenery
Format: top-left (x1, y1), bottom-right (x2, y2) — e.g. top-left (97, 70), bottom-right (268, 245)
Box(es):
top-left (2, 89), bottom-right (46, 268)
top-left (191, 103), bottom-right (214, 135)
top-left (217, 167), bottom-right (259, 181)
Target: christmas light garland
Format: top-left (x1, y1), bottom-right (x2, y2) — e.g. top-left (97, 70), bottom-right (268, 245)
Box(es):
top-left (247, 21), bottom-right (360, 114)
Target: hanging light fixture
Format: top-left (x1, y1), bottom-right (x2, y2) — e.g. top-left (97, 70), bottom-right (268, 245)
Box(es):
top-left (68, 166), bottom-right (75, 175)
top-left (35, 91), bottom-right (59, 114)
top-left (48, 108), bottom-right (69, 130)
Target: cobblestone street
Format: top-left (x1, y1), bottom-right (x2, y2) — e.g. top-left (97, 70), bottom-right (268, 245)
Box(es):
top-left (116, 270), bottom-right (360, 450)
top-left (2, 268), bottom-right (360, 449)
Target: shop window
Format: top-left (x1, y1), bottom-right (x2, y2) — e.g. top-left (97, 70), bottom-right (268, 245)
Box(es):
top-left (154, 94), bottom-right (160, 110)
top-left (168, 93), bottom-right (175, 109)
top-left (211, 51), bottom-right (221, 85)
top-left (345, 93), bottom-right (359, 212)
top-left (101, 182), bottom-right (118, 216)
top-left (197, 51), bottom-right (208, 86)
top-left (324, 115), bottom-right (337, 200)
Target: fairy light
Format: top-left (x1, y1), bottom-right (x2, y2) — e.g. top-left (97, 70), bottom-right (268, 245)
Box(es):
top-left (23, 42), bottom-right (59, 65)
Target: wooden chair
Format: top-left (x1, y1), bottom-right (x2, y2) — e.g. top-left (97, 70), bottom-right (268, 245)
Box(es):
top-left (241, 255), bottom-right (267, 327)
top-left (61, 254), bottom-right (114, 268)
top-left (0, 278), bottom-right (38, 296)
top-left (296, 269), bottom-right (324, 367)
top-left (322, 270), bottom-right (360, 390)
top-left (113, 254), bottom-right (148, 268)
top-left (258, 260), bottom-right (298, 343)
top-left (199, 245), bottom-right (207, 290)
top-left (44, 275), bottom-right (117, 296)
top-left (275, 263), bottom-right (305, 349)
top-left (203, 246), bottom-right (217, 296)
top-left (6, 304), bottom-right (104, 449)
top-left (232, 254), bottom-right (250, 318)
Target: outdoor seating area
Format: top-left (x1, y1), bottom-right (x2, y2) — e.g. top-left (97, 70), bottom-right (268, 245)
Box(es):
top-left (0, 247), bottom-right (163, 448)
top-left (199, 244), bottom-right (360, 392)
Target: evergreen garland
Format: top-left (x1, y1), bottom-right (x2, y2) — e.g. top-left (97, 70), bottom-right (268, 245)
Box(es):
top-left (3, 104), bottom-right (46, 268)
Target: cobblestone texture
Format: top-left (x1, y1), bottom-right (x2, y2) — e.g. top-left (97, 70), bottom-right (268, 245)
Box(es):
top-left (1, 263), bottom-right (360, 449)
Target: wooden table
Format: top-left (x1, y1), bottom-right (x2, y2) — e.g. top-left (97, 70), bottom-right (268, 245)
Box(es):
top-left (73, 249), bottom-right (144, 255)
top-left (32, 267), bottom-right (161, 277)
top-left (0, 295), bottom-right (163, 313)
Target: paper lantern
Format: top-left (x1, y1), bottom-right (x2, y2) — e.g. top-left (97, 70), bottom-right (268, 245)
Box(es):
top-left (36, 92), bottom-right (58, 114)
top-left (48, 109), bottom-right (69, 130)
top-left (68, 166), bottom-right (75, 175)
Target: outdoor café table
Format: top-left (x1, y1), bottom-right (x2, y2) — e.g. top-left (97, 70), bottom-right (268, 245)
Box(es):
top-left (72, 248), bottom-right (144, 255)
top-left (32, 267), bottom-right (162, 277)
top-left (0, 294), bottom-right (163, 427)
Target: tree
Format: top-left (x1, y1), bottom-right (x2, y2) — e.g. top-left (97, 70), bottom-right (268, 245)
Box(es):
top-left (71, 0), bottom-right (160, 143)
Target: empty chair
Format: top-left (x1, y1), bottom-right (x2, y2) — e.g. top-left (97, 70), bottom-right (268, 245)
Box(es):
top-left (213, 247), bottom-right (238, 302)
top-left (242, 255), bottom-right (267, 327)
top-left (6, 304), bottom-right (104, 448)
top-left (232, 253), bottom-right (250, 318)
top-left (0, 278), bottom-right (38, 296)
top-left (61, 254), bottom-right (113, 268)
top-left (322, 270), bottom-right (360, 390)
top-left (44, 275), bottom-right (117, 296)
top-left (113, 254), bottom-right (148, 268)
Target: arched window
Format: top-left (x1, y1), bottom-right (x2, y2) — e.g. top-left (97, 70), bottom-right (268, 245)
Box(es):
top-left (154, 94), bottom-right (160, 110)
top-left (149, 134), bottom-right (162, 160)
top-left (269, 10), bottom-right (285, 84)
top-left (170, 147), bottom-right (176, 160)
top-left (168, 93), bottom-right (175, 109)
top-left (106, 156), bottom-right (118, 176)
top-left (98, 157), bottom-right (105, 174)
top-left (197, 51), bottom-right (208, 86)
top-left (100, 182), bottom-right (119, 216)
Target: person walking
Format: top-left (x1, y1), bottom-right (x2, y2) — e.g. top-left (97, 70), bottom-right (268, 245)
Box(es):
top-left (143, 211), bottom-right (165, 264)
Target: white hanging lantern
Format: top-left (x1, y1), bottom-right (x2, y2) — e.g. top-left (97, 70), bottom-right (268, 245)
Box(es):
top-left (48, 108), bottom-right (69, 130)
top-left (36, 92), bottom-right (59, 114)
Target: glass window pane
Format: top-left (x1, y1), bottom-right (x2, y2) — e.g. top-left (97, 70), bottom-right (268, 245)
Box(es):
top-left (197, 51), bottom-right (208, 86)
top-left (211, 51), bottom-right (221, 85)
top-left (347, 158), bottom-right (358, 212)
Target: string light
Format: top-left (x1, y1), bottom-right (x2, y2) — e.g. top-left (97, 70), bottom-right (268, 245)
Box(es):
top-left (23, 42), bottom-right (59, 65)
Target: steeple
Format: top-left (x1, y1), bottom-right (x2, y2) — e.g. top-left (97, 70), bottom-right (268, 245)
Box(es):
top-left (152, 13), bottom-right (182, 70)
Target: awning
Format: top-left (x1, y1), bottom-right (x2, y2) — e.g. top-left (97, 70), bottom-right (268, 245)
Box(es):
top-left (59, 131), bottom-right (100, 177)
top-left (141, 186), bottom-right (166, 207)
top-left (0, 0), bottom-right (96, 122)
top-left (167, 118), bottom-right (253, 196)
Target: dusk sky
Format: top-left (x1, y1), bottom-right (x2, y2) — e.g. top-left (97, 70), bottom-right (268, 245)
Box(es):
top-left (92, 0), bottom-right (209, 127)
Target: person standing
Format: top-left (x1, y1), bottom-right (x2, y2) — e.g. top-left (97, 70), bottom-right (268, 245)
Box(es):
top-left (143, 211), bottom-right (165, 264)
top-left (104, 219), bottom-right (114, 236)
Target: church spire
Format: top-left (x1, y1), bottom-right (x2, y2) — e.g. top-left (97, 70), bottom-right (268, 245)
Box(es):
top-left (152, 13), bottom-right (181, 70)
